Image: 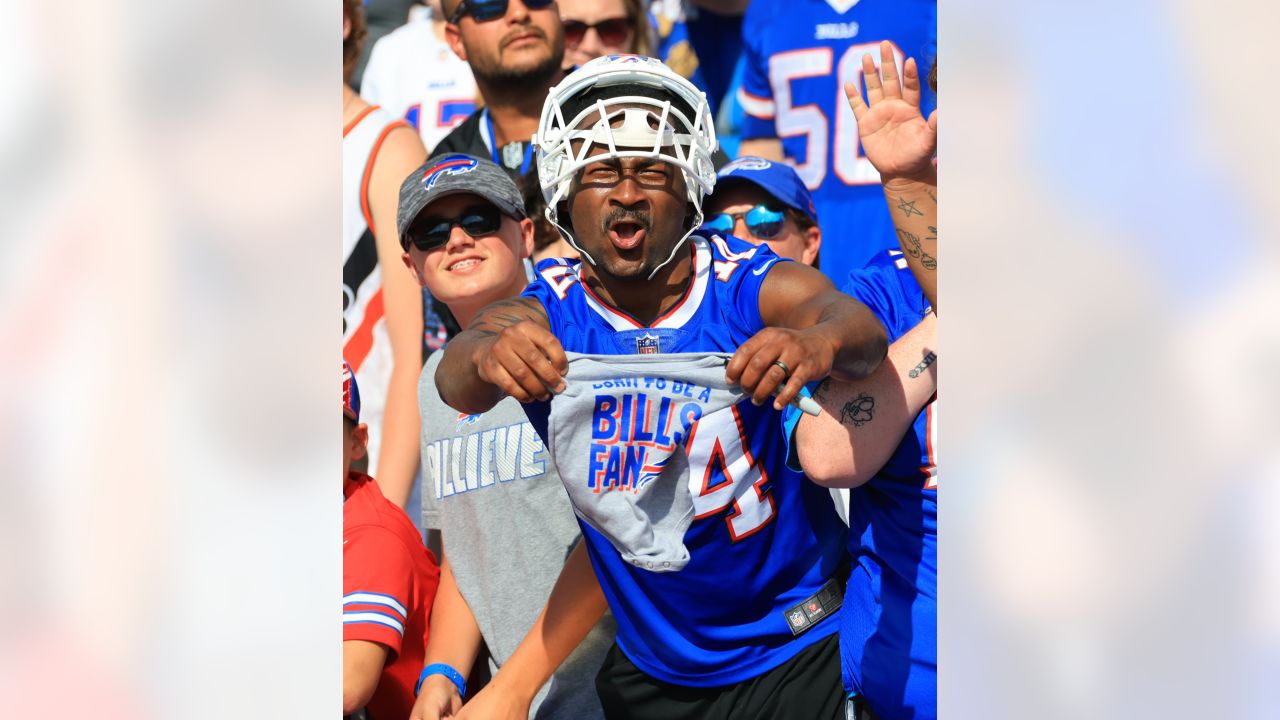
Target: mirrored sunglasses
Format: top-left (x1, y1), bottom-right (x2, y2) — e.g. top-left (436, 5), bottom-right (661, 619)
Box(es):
top-left (703, 205), bottom-right (788, 240)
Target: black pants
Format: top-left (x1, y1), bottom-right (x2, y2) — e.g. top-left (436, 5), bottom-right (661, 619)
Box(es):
top-left (595, 633), bottom-right (844, 720)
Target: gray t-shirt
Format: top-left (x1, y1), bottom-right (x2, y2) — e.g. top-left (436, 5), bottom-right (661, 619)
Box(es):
top-left (420, 352), bottom-right (613, 719)
top-left (548, 352), bottom-right (745, 573)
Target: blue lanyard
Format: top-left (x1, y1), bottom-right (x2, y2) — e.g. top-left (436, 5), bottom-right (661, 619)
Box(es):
top-left (482, 109), bottom-right (534, 175)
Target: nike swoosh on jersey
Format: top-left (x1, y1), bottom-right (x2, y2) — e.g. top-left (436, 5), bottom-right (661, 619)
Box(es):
top-left (752, 259), bottom-right (779, 276)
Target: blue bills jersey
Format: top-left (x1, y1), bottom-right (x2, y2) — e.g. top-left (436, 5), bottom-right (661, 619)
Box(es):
top-left (521, 233), bottom-right (849, 686)
top-left (739, 0), bottom-right (937, 286)
top-left (840, 249), bottom-right (937, 719)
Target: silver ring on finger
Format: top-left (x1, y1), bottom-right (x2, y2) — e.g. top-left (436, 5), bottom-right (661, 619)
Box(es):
top-left (772, 359), bottom-right (792, 379)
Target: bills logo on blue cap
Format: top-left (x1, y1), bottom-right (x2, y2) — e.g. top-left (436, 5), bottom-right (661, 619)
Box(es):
top-left (424, 154), bottom-right (480, 190)
top-left (712, 155), bottom-right (819, 223)
top-left (720, 157), bottom-right (773, 175)
top-left (343, 359), bottom-right (361, 423)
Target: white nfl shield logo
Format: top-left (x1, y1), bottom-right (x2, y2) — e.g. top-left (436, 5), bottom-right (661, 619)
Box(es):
top-left (636, 333), bottom-right (660, 354)
top-left (502, 142), bottom-right (525, 169)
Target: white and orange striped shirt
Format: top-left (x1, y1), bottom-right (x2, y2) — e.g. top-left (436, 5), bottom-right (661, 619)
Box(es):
top-left (343, 105), bottom-right (405, 470)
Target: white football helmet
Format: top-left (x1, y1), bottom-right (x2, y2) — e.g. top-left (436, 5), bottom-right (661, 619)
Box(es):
top-left (533, 54), bottom-right (718, 278)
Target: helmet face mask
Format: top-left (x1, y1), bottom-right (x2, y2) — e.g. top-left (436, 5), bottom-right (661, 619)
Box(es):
top-left (534, 55), bottom-right (717, 277)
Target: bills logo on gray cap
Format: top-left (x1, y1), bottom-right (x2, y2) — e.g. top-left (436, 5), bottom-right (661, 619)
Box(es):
top-left (423, 154), bottom-right (480, 189)
top-left (397, 154), bottom-right (527, 249)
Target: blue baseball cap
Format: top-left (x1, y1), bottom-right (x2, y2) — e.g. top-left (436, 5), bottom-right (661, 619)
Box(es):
top-left (711, 157), bottom-right (818, 223)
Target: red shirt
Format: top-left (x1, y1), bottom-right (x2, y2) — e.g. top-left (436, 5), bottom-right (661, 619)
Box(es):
top-left (344, 472), bottom-right (440, 719)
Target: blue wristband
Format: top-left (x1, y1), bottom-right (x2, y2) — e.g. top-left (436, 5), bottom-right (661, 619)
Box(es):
top-left (415, 663), bottom-right (467, 698)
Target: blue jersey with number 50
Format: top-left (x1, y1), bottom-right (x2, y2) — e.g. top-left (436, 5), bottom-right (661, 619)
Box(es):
top-left (521, 233), bottom-right (849, 687)
top-left (739, 0), bottom-right (936, 287)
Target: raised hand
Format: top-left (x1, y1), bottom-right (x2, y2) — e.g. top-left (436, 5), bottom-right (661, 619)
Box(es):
top-left (844, 40), bottom-right (937, 184)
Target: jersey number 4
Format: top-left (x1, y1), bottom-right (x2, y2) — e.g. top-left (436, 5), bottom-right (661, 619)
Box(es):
top-left (769, 41), bottom-right (904, 189)
top-left (684, 405), bottom-right (777, 540)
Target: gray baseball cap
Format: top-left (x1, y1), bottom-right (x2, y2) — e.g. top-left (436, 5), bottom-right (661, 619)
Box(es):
top-left (396, 153), bottom-right (527, 249)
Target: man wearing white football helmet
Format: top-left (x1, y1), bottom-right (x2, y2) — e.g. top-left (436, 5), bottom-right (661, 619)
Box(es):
top-left (533, 54), bottom-right (718, 283)
top-left (435, 55), bottom-right (888, 719)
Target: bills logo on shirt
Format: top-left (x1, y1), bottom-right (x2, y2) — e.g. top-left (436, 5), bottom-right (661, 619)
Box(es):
top-left (587, 377), bottom-right (712, 493)
top-left (636, 333), bottom-right (661, 355)
top-left (457, 412), bottom-right (481, 427)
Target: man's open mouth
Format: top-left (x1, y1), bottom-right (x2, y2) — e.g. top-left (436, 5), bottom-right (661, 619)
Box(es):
top-left (608, 219), bottom-right (648, 252)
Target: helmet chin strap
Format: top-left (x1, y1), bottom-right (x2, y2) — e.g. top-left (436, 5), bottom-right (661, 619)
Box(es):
top-left (545, 203), bottom-right (599, 267)
top-left (544, 205), bottom-right (702, 282)
top-left (645, 208), bottom-right (702, 281)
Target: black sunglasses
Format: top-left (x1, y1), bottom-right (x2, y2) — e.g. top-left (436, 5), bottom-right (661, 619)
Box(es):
top-left (450, 0), bottom-right (555, 24)
top-left (563, 17), bottom-right (632, 48)
top-left (408, 205), bottom-right (504, 251)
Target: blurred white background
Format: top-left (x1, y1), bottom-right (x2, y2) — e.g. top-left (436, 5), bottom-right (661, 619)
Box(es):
top-left (0, 0), bottom-right (336, 717)
top-left (945, 1), bottom-right (1279, 718)
top-left (0, 0), bottom-right (1274, 717)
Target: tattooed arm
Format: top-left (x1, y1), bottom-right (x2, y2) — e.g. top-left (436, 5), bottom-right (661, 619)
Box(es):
top-left (886, 184), bottom-right (937, 313)
top-left (435, 296), bottom-right (567, 414)
top-left (797, 312), bottom-right (936, 488)
top-left (845, 41), bottom-right (939, 312)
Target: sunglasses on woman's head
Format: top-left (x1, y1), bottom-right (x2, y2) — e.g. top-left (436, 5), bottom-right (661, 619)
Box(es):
top-left (563, 17), bottom-right (632, 47)
top-left (450, 0), bottom-right (555, 24)
top-left (409, 205), bottom-right (504, 251)
top-left (703, 205), bottom-right (788, 240)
